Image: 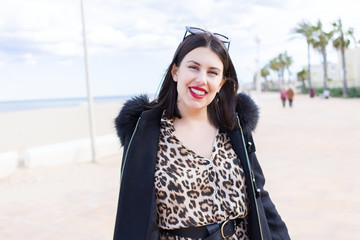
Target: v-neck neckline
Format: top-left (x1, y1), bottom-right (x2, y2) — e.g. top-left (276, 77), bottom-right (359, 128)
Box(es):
top-left (163, 116), bottom-right (219, 160)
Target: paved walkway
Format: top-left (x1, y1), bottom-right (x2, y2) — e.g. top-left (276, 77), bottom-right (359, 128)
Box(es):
top-left (0, 92), bottom-right (359, 239)
top-left (253, 92), bottom-right (360, 239)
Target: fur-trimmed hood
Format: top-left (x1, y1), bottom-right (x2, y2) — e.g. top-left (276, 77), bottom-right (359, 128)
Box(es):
top-left (114, 93), bottom-right (259, 146)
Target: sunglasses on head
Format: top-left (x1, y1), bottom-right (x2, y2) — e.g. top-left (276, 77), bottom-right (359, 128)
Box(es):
top-left (183, 26), bottom-right (231, 50)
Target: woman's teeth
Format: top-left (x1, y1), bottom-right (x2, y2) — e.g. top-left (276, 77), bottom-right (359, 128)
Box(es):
top-left (191, 88), bottom-right (205, 95)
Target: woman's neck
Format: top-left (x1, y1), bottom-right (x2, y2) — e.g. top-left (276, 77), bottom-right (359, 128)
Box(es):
top-left (174, 107), bottom-right (215, 133)
top-left (173, 108), bottom-right (217, 159)
top-left (177, 105), bottom-right (209, 123)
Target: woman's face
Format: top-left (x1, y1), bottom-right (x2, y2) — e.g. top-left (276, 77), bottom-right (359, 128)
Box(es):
top-left (171, 47), bottom-right (225, 115)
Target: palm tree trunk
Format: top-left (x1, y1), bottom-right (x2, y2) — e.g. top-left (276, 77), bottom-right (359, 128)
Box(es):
top-left (287, 67), bottom-right (291, 84)
top-left (307, 42), bottom-right (312, 89)
top-left (278, 71), bottom-right (281, 88)
top-left (322, 47), bottom-right (328, 90)
top-left (301, 80), bottom-right (306, 93)
top-left (264, 77), bottom-right (269, 91)
top-left (341, 48), bottom-right (348, 96)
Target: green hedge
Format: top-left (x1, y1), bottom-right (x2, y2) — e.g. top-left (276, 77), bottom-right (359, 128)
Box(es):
top-left (303, 87), bottom-right (360, 98)
top-left (348, 87), bottom-right (360, 98)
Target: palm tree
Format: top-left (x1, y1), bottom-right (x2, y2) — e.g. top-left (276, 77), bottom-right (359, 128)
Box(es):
top-left (297, 68), bottom-right (308, 93)
top-left (293, 20), bottom-right (315, 96)
top-left (261, 65), bottom-right (270, 91)
top-left (284, 51), bottom-right (293, 84)
top-left (277, 53), bottom-right (286, 85)
top-left (311, 20), bottom-right (333, 91)
top-left (269, 58), bottom-right (281, 87)
top-left (332, 18), bottom-right (355, 97)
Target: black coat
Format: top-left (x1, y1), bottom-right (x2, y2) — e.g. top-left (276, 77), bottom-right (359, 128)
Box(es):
top-left (113, 93), bottom-right (290, 240)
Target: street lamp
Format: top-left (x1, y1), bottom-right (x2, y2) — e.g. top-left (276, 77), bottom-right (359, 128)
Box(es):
top-left (80, 0), bottom-right (97, 163)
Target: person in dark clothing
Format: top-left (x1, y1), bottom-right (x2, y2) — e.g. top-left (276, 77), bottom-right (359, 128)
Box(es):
top-left (113, 26), bottom-right (291, 240)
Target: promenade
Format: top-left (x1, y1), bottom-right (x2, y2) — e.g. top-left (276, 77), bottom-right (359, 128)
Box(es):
top-left (0, 92), bottom-right (359, 239)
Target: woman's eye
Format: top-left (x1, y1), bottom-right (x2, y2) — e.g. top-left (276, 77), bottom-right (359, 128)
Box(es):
top-left (189, 66), bottom-right (198, 70)
top-left (209, 71), bottom-right (218, 76)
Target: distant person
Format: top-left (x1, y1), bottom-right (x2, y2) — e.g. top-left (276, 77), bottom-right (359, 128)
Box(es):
top-left (280, 88), bottom-right (287, 107)
top-left (113, 26), bottom-right (290, 240)
top-left (323, 89), bottom-right (330, 99)
top-left (310, 88), bottom-right (315, 98)
top-left (287, 88), bottom-right (295, 107)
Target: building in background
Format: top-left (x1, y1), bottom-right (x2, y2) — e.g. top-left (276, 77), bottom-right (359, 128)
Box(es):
top-left (343, 47), bottom-right (360, 86)
top-left (309, 62), bottom-right (342, 88)
top-left (309, 47), bottom-right (360, 88)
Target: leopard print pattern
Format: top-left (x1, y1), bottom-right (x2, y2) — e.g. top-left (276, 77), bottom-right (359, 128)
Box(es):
top-left (154, 114), bottom-right (249, 240)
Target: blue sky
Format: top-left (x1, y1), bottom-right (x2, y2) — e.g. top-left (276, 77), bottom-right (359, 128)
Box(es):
top-left (0, 0), bottom-right (359, 101)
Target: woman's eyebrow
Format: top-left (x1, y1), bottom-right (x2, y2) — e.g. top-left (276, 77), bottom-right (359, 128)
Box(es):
top-left (187, 60), bottom-right (200, 65)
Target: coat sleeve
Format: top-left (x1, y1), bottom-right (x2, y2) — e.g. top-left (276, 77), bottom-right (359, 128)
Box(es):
top-left (248, 137), bottom-right (291, 240)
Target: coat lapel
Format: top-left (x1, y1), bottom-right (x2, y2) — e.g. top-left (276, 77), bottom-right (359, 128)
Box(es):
top-left (114, 108), bottom-right (162, 239)
top-left (227, 128), bottom-right (262, 239)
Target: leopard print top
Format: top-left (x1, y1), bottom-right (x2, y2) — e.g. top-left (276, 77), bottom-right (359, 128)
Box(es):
top-left (154, 114), bottom-right (249, 240)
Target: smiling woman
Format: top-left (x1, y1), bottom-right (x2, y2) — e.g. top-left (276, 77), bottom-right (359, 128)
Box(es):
top-left (152, 28), bottom-right (239, 132)
top-left (113, 26), bottom-right (290, 240)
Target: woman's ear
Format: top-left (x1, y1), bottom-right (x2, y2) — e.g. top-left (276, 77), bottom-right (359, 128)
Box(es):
top-left (219, 78), bottom-right (226, 90)
top-left (171, 65), bottom-right (178, 82)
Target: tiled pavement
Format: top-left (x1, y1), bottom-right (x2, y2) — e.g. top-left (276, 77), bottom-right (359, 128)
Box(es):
top-left (0, 92), bottom-right (359, 239)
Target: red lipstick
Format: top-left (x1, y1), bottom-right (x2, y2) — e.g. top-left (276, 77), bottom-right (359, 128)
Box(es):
top-left (189, 86), bottom-right (207, 99)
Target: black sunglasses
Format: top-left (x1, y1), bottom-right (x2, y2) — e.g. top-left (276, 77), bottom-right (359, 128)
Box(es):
top-left (183, 26), bottom-right (231, 50)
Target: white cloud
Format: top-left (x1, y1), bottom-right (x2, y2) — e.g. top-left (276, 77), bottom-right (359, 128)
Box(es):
top-left (1, 0), bottom-right (359, 60)
top-left (57, 60), bottom-right (73, 66)
top-left (88, 26), bottom-right (127, 47)
top-left (0, 0), bottom-right (257, 62)
top-left (41, 41), bottom-right (82, 57)
top-left (23, 53), bottom-right (36, 65)
top-left (0, 0), bottom-right (82, 62)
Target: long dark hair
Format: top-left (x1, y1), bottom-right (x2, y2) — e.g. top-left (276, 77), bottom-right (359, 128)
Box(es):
top-left (153, 31), bottom-right (239, 131)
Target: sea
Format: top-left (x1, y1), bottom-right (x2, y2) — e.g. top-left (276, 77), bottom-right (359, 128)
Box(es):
top-left (0, 95), bottom-right (132, 113)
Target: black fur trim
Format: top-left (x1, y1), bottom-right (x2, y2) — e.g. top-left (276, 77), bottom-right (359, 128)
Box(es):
top-left (236, 92), bottom-right (259, 136)
top-left (114, 94), bottom-right (153, 145)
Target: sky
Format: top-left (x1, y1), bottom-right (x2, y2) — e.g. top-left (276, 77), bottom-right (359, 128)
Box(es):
top-left (0, 0), bottom-right (359, 101)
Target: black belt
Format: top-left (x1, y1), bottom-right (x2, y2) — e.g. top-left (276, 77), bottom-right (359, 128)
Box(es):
top-left (162, 218), bottom-right (243, 240)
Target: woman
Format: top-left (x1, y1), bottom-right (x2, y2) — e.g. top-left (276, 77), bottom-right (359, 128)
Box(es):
top-left (286, 88), bottom-right (295, 107)
top-left (280, 88), bottom-right (287, 108)
top-left (113, 26), bottom-right (290, 240)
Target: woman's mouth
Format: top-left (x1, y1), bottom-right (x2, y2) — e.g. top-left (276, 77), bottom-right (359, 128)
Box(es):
top-left (189, 87), bottom-right (207, 99)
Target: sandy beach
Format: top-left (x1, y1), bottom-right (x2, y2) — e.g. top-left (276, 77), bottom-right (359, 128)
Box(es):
top-left (0, 101), bottom-right (124, 161)
top-left (0, 92), bottom-right (360, 239)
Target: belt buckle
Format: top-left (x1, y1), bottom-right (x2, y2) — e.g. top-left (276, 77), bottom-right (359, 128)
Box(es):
top-left (220, 219), bottom-right (236, 239)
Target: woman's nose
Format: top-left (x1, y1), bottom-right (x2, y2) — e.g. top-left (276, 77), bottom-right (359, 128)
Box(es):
top-left (195, 71), bottom-right (207, 85)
